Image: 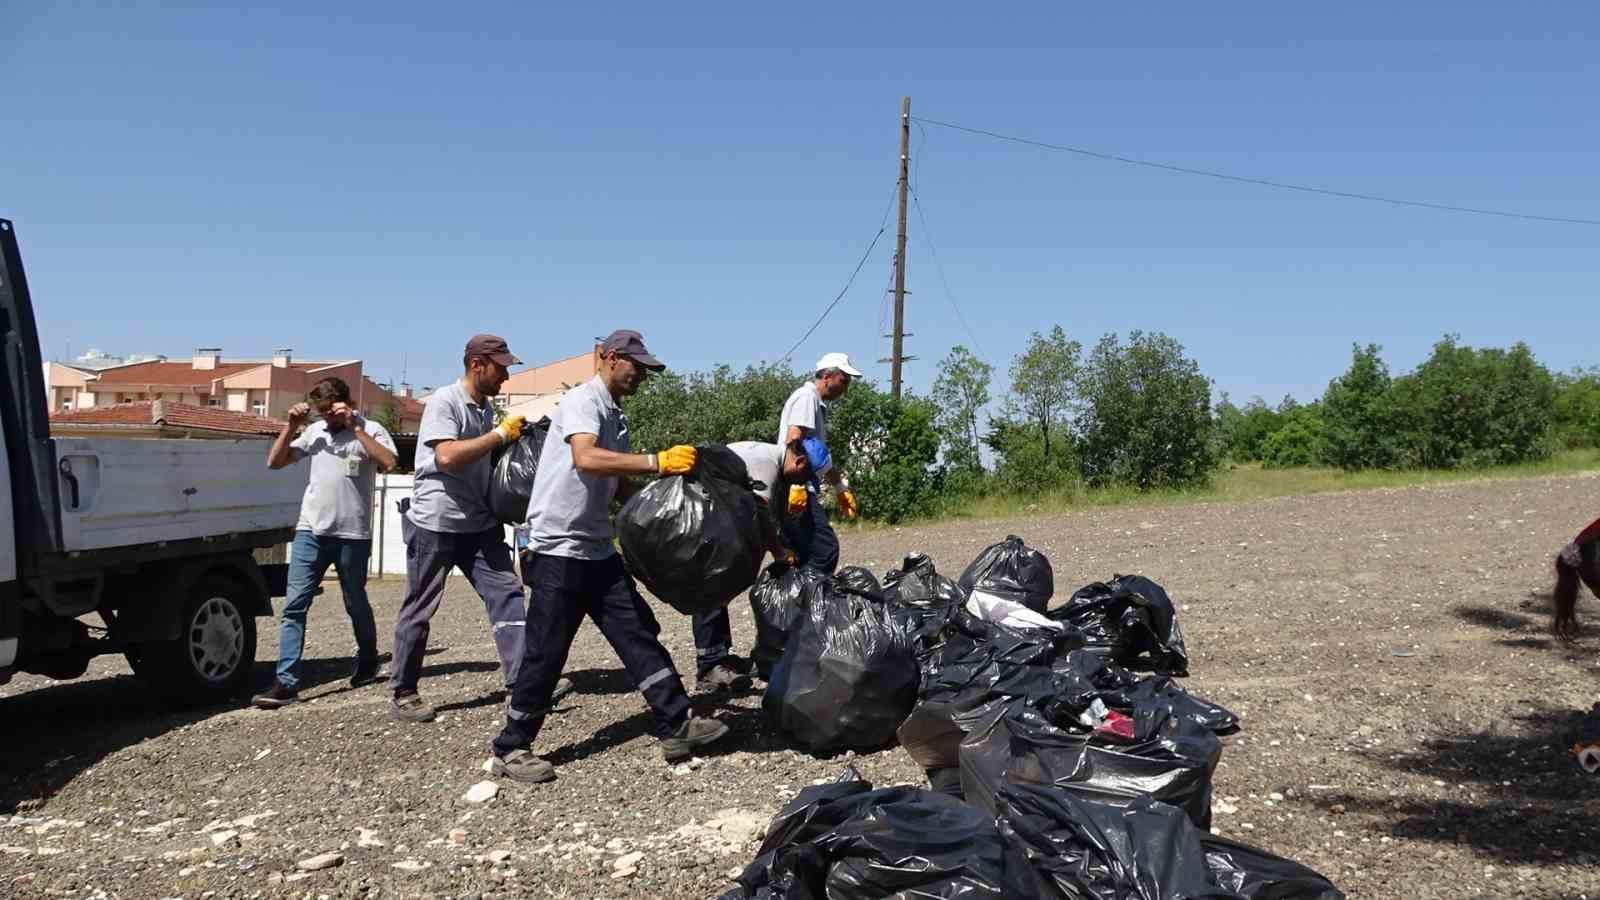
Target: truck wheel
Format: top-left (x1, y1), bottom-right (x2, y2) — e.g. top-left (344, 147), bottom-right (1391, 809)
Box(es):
top-left (137, 575), bottom-right (258, 705)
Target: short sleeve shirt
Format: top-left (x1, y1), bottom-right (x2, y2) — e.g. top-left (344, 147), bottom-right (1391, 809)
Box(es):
top-left (409, 382), bottom-right (497, 534)
top-left (526, 376), bottom-right (630, 560)
top-left (291, 418), bottom-right (397, 540)
top-left (778, 381), bottom-right (826, 492)
top-left (727, 441), bottom-right (785, 508)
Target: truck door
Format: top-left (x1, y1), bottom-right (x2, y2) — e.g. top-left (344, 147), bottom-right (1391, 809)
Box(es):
top-left (0, 218), bottom-right (63, 560)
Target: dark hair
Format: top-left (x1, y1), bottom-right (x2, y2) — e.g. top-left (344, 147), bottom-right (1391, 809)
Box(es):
top-left (307, 377), bottom-right (351, 407)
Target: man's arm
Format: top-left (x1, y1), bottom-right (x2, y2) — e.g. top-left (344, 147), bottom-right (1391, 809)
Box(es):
top-left (435, 414), bottom-right (525, 472)
top-left (569, 433), bottom-right (659, 477)
top-left (267, 403), bottom-right (310, 470)
top-left (352, 420), bottom-right (398, 472)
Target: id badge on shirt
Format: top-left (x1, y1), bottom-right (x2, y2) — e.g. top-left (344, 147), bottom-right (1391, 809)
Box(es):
top-left (344, 454), bottom-right (362, 477)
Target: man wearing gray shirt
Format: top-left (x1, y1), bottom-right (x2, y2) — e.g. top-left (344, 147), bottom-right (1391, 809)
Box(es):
top-left (490, 329), bottom-right (730, 784)
top-left (253, 377), bottom-right (397, 709)
top-left (389, 334), bottom-right (540, 723)
top-left (775, 352), bottom-right (863, 574)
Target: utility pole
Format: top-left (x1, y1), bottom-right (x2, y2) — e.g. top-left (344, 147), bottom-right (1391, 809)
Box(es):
top-left (889, 96), bottom-right (911, 401)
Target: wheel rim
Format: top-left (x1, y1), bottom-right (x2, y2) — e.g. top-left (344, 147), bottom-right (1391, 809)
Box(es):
top-left (188, 595), bottom-right (245, 683)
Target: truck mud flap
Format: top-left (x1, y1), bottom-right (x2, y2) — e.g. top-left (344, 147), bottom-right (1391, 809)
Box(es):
top-left (258, 562), bottom-right (289, 600)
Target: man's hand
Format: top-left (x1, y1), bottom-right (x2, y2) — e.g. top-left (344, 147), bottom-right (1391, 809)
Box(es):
top-left (657, 445), bottom-right (697, 476)
top-left (778, 549), bottom-right (798, 567)
top-left (287, 402), bottom-right (311, 429)
top-left (838, 488), bottom-right (859, 519)
top-left (328, 402), bottom-right (360, 430)
top-left (787, 484), bottom-right (808, 516)
top-left (494, 414), bottom-right (527, 444)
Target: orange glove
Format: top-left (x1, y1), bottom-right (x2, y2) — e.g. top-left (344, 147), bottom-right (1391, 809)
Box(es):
top-left (838, 488), bottom-right (859, 519)
top-left (657, 445), bottom-right (697, 476)
top-left (787, 484), bottom-right (808, 516)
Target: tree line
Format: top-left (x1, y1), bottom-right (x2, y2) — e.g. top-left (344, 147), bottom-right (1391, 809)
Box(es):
top-left (621, 331), bottom-right (1599, 523)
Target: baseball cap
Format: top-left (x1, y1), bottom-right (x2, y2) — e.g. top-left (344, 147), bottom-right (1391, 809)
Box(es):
top-left (599, 329), bottom-right (665, 371)
top-left (814, 352), bottom-right (863, 378)
top-left (464, 334), bottom-right (521, 367)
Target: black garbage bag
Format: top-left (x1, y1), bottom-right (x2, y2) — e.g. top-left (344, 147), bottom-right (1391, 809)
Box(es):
top-left (1046, 650), bottom-right (1238, 736)
top-left (882, 553), bottom-right (967, 662)
top-left (1049, 574), bottom-right (1189, 676)
top-left (959, 535), bottom-right (1055, 613)
top-left (721, 767), bottom-right (1017, 900)
top-left (834, 565), bottom-right (882, 595)
top-left (898, 614), bottom-right (1066, 771)
top-left (617, 445), bottom-right (765, 616)
top-left (764, 579), bottom-right (919, 754)
top-left (959, 675), bottom-right (1223, 828)
top-left (748, 563), bottom-right (830, 680)
top-left (996, 781), bottom-right (1344, 900)
top-left (488, 416), bottom-right (550, 525)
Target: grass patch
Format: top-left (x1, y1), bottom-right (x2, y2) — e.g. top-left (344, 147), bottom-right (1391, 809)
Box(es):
top-left (930, 449), bottom-right (1600, 522)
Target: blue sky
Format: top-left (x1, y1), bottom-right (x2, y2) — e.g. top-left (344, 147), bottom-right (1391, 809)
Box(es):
top-left (6, 2), bottom-right (1597, 410)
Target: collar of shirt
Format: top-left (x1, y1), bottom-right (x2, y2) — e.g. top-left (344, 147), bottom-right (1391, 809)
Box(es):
top-left (587, 374), bottom-right (621, 411)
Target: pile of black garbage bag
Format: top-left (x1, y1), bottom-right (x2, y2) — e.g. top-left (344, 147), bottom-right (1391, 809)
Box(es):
top-left (735, 534), bottom-right (1342, 899)
top-left (617, 445), bottom-right (767, 616)
top-left (721, 768), bottom-right (1343, 900)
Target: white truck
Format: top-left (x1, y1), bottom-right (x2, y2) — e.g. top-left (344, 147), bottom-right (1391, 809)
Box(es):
top-left (1, 218), bottom-right (306, 703)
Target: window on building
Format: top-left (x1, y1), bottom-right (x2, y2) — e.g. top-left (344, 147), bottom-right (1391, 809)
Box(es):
top-left (60, 396), bottom-right (73, 412)
top-left (207, 398), bottom-right (220, 407)
top-left (252, 401), bottom-right (266, 416)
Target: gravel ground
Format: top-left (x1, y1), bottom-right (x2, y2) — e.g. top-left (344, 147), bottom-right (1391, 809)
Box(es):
top-left (4, 472), bottom-right (1600, 900)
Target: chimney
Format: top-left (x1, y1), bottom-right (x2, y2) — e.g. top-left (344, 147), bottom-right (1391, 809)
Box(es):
top-left (399, 383), bottom-right (413, 399)
top-left (272, 348), bottom-right (293, 368)
top-left (192, 348), bottom-right (221, 370)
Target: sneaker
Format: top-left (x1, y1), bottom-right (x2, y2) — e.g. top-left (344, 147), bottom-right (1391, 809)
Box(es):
top-left (488, 749), bottom-right (556, 784)
top-left (659, 716), bottom-right (730, 762)
top-left (697, 663), bottom-right (752, 693)
top-left (349, 660), bottom-right (385, 688)
top-left (391, 691), bottom-right (436, 723)
top-left (251, 681), bottom-right (298, 710)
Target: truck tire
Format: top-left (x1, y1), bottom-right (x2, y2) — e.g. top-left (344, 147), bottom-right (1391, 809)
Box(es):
top-left (135, 574), bottom-right (258, 705)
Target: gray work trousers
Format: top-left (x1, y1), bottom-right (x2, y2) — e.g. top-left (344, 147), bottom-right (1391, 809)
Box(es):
top-left (390, 518), bottom-right (527, 694)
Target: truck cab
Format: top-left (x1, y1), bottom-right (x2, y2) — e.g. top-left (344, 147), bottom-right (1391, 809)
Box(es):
top-left (1, 218), bottom-right (303, 703)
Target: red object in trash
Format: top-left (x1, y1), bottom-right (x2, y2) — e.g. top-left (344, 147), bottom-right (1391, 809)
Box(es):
top-left (1094, 709), bottom-right (1137, 742)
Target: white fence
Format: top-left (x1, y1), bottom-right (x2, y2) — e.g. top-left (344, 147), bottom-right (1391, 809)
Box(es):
top-left (286, 474), bottom-right (518, 578)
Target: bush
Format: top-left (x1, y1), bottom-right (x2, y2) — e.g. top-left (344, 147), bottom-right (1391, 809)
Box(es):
top-left (1320, 343), bottom-right (1398, 471)
top-left (830, 387), bottom-right (942, 523)
top-left (1077, 331), bottom-right (1218, 488)
top-left (1553, 368), bottom-right (1600, 450)
top-left (986, 420), bottom-right (1078, 495)
top-left (1260, 404), bottom-right (1325, 468)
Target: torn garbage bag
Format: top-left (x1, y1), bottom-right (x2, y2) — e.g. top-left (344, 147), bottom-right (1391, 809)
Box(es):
top-left (959, 535), bottom-right (1055, 613)
top-left (488, 417), bottom-right (550, 526)
top-left (1049, 574), bottom-right (1189, 676)
top-left (765, 579), bottom-right (919, 754)
top-left (617, 444), bottom-right (765, 616)
top-left (959, 683), bottom-right (1223, 828)
top-left (996, 781), bottom-right (1344, 900)
top-left (747, 563), bottom-right (829, 680)
top-left (720, 767), bottom-right (1016, 900)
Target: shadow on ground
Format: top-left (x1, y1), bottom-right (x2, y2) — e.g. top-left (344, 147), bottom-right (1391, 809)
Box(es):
top-left (1317, 705), bottom-right (1600, 865)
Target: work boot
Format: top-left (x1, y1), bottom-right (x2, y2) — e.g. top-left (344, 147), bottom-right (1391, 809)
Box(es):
top-left (251, 681), bottom-right (298, 710)
top-left (489, 749), bottom-right (556, 784)
top-left (659, 716), bottom-right (730, 763)
top-left (349, 659), bottom-right (385, 688)
top-left (391, 691), bottom-right (436, 723)
top-left (697, 664), bottom-right (752, 694)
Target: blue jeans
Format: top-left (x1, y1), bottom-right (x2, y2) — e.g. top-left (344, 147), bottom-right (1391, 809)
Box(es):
top-left (779, 492), bottom-right (840, 575)
top-left (276, 530), bottom-right (377, 690)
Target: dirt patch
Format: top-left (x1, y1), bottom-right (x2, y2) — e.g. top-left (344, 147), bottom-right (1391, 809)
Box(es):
top-left (4, 472), bottom-right (1599, 898)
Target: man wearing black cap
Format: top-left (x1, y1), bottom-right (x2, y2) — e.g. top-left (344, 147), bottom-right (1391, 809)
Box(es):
top-left (490, 329), bottom-right (729, 783)
top-left (390, 335), bottom-right (569, 722)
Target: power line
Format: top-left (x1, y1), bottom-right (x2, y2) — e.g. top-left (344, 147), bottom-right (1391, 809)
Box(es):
top-left (783, 183), bottom-right (899, 363)
top-left (909, 182), bottom-right (986, 361)
top-left (913, 115), bottom-right (1600, 226)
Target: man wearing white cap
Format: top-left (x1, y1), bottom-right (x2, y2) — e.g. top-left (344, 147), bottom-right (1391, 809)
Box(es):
top-left (775, 352), bottom-right (863, 573)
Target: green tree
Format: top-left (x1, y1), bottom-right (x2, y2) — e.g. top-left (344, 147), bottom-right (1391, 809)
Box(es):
top-left (930, 345), bottom-right (993, 474)
top-left (1553, 367), bottom-right (1600, 449)
top-left (1387, 336), bottom-right (1556, 468)
top-left (1260, 403), bottom-right (1325, 468)
top-left (1077, 331), bottom-right (1217, 488)
top-left (1003, 326), bottom-right (1082, 467)
top-left (1320, 343), bottom-right (1398, 471)
top-left (828, 384), bottom-right (942, 523)
top-left (623, 363), bottom-right (796, 451)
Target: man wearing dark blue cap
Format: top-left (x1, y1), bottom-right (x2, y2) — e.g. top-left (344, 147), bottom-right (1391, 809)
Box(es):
top-left (491, 329), bottom-right (729, 783)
